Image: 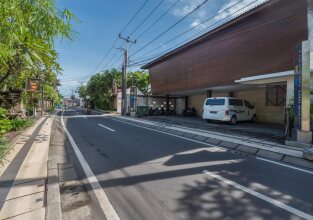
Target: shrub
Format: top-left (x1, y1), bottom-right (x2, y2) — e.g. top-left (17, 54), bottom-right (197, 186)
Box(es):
top-left (0, 108), bottom-right (12, 135)
top-left (0, 137), bottom-right (7, 165)
top-left (10, 119), bottom-right (33, 131)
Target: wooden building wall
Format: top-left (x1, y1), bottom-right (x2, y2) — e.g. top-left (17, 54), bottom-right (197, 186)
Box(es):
top-left (147, 0), bottom-right (310, 95)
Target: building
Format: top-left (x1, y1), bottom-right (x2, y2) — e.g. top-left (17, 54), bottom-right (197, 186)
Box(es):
top-left (142, 0), bottom-right (313, 125)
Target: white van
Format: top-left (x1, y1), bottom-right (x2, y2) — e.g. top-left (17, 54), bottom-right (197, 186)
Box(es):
top-left (202, 97), bottom-right (257, 125)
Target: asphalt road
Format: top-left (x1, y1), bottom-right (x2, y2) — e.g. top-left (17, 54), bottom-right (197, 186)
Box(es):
top-left (61, 109), bottom-right (313, 220)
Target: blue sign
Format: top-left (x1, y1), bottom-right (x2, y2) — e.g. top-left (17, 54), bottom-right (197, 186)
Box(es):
top-left (294, 44), bottom-right (302, 129)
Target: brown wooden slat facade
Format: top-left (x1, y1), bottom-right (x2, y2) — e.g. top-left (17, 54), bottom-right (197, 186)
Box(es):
top-left (144, 0), bottom-right (311, 95)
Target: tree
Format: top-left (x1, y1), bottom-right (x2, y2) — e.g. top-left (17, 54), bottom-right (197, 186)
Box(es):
top-left (86, 69), bottom-right (122, 110)
top-left (78, 85), bottom-right (88, 99)
top-left (0, 0), bottom-right (76, 89)
top-left (127, 71), bottom-right (151, 95)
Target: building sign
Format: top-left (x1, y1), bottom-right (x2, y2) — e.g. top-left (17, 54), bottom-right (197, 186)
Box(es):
top-left (27, 79), bottom-right (40, 93)
top-left (129, 86), bottom-right (137, 112)
top-left (294, 44), bottom-right (302, 129)
top-left (294, 41), bottom-right (311, 131)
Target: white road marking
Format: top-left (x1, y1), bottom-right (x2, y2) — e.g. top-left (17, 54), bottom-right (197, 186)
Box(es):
top-left (82, 116), bottom-right (87, 119)
top-left (98, 124), bottom-right (115, 132)
top-left (202, 170), bottom-right (313, 220)
top-left (109, 117), bottom-right (226, 151)
top-left (61, 111), bottom-right (120, 220)
top-left (256, 157), bottom-right (313, 175)
top-left (110, 118), bottom-right (313, 176)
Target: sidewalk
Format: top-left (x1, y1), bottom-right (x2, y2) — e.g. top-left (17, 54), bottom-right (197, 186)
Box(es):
top-left (0, 116), bottom-right (51, 220)
top-left (0, 112), bottom-right (93, 220)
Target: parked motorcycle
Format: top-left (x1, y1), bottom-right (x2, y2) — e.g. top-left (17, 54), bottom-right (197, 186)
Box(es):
top-left (182, 107), bottom-right (197, 116)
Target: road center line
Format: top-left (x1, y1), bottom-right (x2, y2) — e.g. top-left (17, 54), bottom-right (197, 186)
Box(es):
top-left (98, 124), bottom-right (115, 132)
top-left (61, 111), bottom-right (120, 220)
top-left (202, 170), bottom-right (313, 220)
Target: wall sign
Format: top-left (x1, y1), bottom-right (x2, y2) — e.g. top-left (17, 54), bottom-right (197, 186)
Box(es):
top-left (129, 86), bottom-right (137, 112)
top-left (294, 41), bottom-right (311, 131)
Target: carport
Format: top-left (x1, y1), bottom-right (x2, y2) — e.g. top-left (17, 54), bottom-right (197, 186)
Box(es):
top-left (142, 0), bottom-right (312, 128)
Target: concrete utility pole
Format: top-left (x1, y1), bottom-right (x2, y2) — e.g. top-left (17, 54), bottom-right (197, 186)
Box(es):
top-left (118, 34), bottom-right (136, 116)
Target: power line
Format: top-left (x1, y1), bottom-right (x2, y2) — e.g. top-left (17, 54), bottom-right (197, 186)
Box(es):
top-left (129, 6), bottom-right (309, 68)
top-left (120, 0), bottom-right (151, 34)
top-left (130, 0), bottom-right (266, 64)
top-left (130, 0), bottom-right (209, 58)
top-left (128, 0), bottom-right (166, 37)
top-left (82, 0), bottom-right (151, 81)
top-left (132, 0), bottom-right (250, 61)
top-left (135, 0), bottom-right (181, 40)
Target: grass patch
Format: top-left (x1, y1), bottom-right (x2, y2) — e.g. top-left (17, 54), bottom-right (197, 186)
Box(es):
top-left (0, 137), bottom-right (7, 165)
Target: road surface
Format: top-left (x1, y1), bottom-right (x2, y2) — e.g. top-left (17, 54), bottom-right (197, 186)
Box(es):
top-left (61, 109), bottom-right (313, 220)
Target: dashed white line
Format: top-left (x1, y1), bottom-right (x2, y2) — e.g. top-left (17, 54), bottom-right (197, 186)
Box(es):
top-left (61, 111), bottom-right (120, 220)
top-left (108, 117), bottom-right (226, 151)
top-left (202, 170), bottom-right (313, 220)
top-left (256, 157), bottom-right (313, 175)
top-left (98, 124), bottom-right (115, 132)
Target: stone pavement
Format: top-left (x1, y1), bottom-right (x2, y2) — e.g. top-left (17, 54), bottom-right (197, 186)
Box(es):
top-left (0, 113), bottom-right (92, 220)
top-left (0, 116), bottom-right (51, 220)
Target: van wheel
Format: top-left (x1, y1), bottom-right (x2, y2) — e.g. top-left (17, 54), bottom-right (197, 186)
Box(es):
top-left (251, 115), bottom-right (257, 123)
top-left (230, 116), bottom-right (237, 125)
top-left (207, 119), bottom-right (211, 123)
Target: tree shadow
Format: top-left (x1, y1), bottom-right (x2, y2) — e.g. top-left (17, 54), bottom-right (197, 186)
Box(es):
top-left (176, 177), bottom-right (301, 220)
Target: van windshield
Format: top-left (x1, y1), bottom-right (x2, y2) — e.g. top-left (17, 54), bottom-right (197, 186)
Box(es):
top-left (205, 99), bottom-right (225, 106)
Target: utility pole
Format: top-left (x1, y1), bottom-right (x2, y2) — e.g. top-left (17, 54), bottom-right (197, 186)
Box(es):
top-left (118, 34), bottom-right (136, 116)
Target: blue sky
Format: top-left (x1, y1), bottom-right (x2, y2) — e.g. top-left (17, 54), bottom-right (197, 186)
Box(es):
top-left (56, 0), bottom-right (266, 97)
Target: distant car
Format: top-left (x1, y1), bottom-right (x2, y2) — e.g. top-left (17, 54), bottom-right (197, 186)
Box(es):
top-left (202, 97), bottom-right (256, 125)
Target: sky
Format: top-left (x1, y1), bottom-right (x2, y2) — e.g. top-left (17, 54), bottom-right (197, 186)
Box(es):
top-left (56, 0), bottom-right (267, 97)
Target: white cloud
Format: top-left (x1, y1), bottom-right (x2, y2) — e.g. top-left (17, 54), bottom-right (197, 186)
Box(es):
top-left (215, 0), bottom-right (267, 21)
top-left (172, 0), bottom-right (206, 18)
top-left (190, 18), bottom-right (207, 30)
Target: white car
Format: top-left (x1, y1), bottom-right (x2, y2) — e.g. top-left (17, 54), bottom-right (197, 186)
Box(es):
top-left (202, 97), bottom-right (257, 125)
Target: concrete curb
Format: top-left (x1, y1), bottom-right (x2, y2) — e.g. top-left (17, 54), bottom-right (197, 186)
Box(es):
top-left (114, 116), bottom-right (313, 171)
top-left (46, 113), bottom-right (63, 220)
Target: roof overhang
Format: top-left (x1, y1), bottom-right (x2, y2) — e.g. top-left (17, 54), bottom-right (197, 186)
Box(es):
top-left (235, 69), bottom-right (313, 84)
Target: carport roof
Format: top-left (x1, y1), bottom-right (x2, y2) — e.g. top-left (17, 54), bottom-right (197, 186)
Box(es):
top-left (142, 0), bottom-right (272, 69)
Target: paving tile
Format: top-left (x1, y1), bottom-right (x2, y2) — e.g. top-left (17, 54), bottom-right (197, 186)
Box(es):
top-left (220, 141), bottom-right (239, 149)
top-left (7, 207), bottom-right (45, 220)
top-left (236, 145), bottom-right (258, 155)
top-left (205, 138), bottom-right (222, 145)
top-left (257, 149), bottom-right (283, 161)
top-left (283, 156), bottom-right (313, 170)
top-left (0, 192), bottom-right (44, 219)
top-left (7, 179), bottom-right (45, 200)
top-left (194, 135), bottom-right (208, 141)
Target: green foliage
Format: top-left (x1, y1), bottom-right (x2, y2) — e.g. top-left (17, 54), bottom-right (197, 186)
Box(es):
top-left (0, 108), bottom-right (12, 135)
top-left (86, 69), bottom-right (122, 110)
top-left (0, 136), bottom-right (7, 165)
top-left (10, 119), bottom-right (33, 131)
top-left (78, 69), bottom-right (151, 110)
top-left (0, 0), bottom-right (76, 84)
top-left (127, 71), bottom-right (151, 95)
top-left (0, 0), bottom-right (76, 111)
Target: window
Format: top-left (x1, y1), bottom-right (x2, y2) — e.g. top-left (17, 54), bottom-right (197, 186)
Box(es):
top-left (229, 99), bottom-right (243, 106)
top-left (266, 85), bottom-right (286, 106)
top-left (205, 98), bottom-right (225, 106)
top-left (244, 100), bottom-right (251, 108)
